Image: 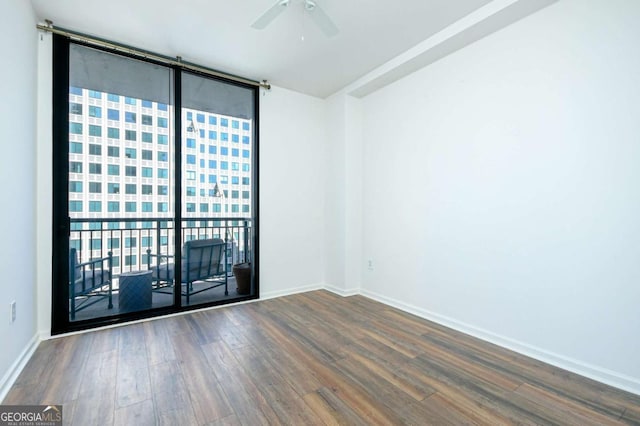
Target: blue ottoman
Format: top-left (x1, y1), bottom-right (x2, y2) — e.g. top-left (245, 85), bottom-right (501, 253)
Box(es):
top-left (119, 270), bottom-right (153, 313)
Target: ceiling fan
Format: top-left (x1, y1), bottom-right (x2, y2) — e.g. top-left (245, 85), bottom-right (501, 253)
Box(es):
top-left (251, 0), bottom-right (339, 38)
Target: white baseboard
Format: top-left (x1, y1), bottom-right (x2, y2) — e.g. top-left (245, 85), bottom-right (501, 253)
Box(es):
top-left (324, 284), bottom-right (360, 297)
top-left (260, 282), bottom-right (324, 300)
top-left (0, 333), bottom-right (41, 403)
top-left (360, 289), bottom-right (640, 397)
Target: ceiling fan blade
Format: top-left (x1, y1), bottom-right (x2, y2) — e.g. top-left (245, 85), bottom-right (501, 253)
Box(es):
top-left (251, 0), bottom-right (290, 30)
top-left (306, 1), bottom-right (339, 37)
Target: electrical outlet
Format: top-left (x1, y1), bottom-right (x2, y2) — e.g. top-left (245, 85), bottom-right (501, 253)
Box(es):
top-left (10, 301), bottom-right (16, 324)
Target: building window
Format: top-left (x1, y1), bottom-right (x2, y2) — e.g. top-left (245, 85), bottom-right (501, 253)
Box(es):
top-left (69, 122), bottom-right (83, 134)
top-left (89, 105), bottom-right (102, 118)
top-left (242, 177), bottom-right (250, 185)
top-left (221, 118), bottom-right (228, 127)
top-left (196, 113), bottom-right (205, 123)
top-left (242, 205), bottom-right (250, 213)
top-left (89, 182), bottom-right (102, 193)
top-left (125, 130), bottom-right (137, 141)
top-left (231, 204), bottom-right (239, 213)
top-left (142, 202), bottom-right (153, 212)
top-left (89, 163), bottom-right (102, 174)
top-left (91, 239), bottom-right (102, 250)
top-left (158, 134), bottom-right (168, 145)
top-left (141, 99), bottom-right (152, 108)
top-left (69, 201), bottom-right (82, 212)
top-left (232, 134), bottom-right (239, 143)
top-left (232, 162), bottom-right (239, 171)
top-left (158, 117), bottom-right (168, 128)
top-left (108, 183), bottom-right (120, 194)
top-left (158, 103), bottom-right (168, 111)
top-left (125, 148), bottom-right (137, 159)
top-left (221, 133), bottom-right (228, 142)
top-left (89, 144), bottom-right (102, 155)
top-left (69, 181), bottom-right (82, 192)
top-left (69, 162), bottom-right (82, 173)
top-left (108, 237), bottom-right (120, 248)
top-left (232, 120), bottom-right (239, 129)
top-left (142, 184), bottom-right (153, 195)
top-left (242, 122), bottom-right (250, 131)
top-left (213, 203), bottom-right (221, 212)
top-left (186, 187), bottom-right (196, 197)
top-left (186, 138), bottom-right (195, 149)
top-left (89, 201), bottom-right (102, 212)
top-left (242, 191), bottom-right (250, 199)
top-left (107, 93), bottom-right (119, 102)
top-left (142, 150), bottom-right (153, 160)
top-left (242, 164), bottom-right (250, 172)
top-left (142, 132), bottom-right (153, 143)
top-left (125, 166), bottom-right (136, 177)
top-left (125, 97), bottom-right (136, 105)
top-left (125, 202), bottom-right (137, 213)
top-left (200, 203), bottom-right (209, 213)
top-left (125, 112), bottom-right (136, 123)
top-left (125, 255), bottom-right (137, 266)
top-left (157, 168), bottom-right (168, 179)
top-left (242, 136), bottom-right (250, 144)
top-left (125, 184), bottom-right (137, 194)
top-left (142, 114), bottom-right (153, 125)
top-left (142, 167), bottom-right (153, 178)
top-left (108, 201), bottom-right (120, 212)
top-left (186, 154), bottom-right (196, 164)
top-left (108, 164), bottom-right (120, 176)
top-left (69, 103), bottom-right (82, 115)
top-left (89, 125), bottom-right (102, 137)
top-left (107, 109), bottom-right (119, 120)
top-left (221, 161), bottom-right (228, 170)
top-left (209, 131), bottom-right (217, 140)
top-left (107, 127), bottom-right (120, 139)
top-left (88, 90), bottom-right (102, 99)
top-left (69, 86), bottom-right (82, 95)
top-left (157, 202), bottom-right (168, 212)
top-left (186, 203), bottom-right (196, 212)
top-left (242, 149), bottom-right (250, 158)
top-left (158, 151), bottom-right (168, 162)
top-left (141, 236), bottom-right (152, 247)
top-left (157, 186), bottom-right (168, 195)
top-left (108, 146), bottom-right (119, 157)
top-left (209, 160), bottom-right (217, 169)
top-left (69, 142), bottom-right (82, 154)
top-left (232, 148), bottom-right (239, 157)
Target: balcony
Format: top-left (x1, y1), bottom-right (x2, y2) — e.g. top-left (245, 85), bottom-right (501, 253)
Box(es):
top-left (69, 217), bottom-right (253, 321)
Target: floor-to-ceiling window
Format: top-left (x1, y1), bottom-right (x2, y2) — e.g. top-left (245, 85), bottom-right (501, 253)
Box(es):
top-left (51, 35), bottom-right (259, 334)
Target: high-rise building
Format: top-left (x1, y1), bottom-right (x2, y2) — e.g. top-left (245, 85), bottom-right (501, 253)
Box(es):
top-left (67, 87), bottom-right (253, 274)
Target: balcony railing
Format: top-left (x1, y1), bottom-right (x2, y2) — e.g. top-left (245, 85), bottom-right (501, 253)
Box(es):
top-left (69, 217), bottom-right (252, 280)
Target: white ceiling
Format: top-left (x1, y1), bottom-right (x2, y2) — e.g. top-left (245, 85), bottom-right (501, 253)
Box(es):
top-left (30, 0), bottom-right (497, 98)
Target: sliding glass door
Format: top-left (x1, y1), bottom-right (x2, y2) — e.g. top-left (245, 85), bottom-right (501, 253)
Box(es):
top-left (52, 36), bottom-right (258, 333)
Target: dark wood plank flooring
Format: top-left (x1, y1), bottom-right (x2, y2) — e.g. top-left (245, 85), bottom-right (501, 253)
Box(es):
top-left (3, 290), bottom-right (640, 425)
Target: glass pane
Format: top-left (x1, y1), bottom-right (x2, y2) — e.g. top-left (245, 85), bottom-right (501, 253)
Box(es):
top-left (180, 72), bottom-right (255, 306)
top-left (68, 45), bottom-right (175, 321)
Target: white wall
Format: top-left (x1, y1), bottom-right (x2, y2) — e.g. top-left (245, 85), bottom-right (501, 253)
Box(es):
top-left (360, 0), bottom-right (640, 392)
top-left (259, 86), bottom-right (326, 297)
top-left (0, 0), bottom-right (39, 396)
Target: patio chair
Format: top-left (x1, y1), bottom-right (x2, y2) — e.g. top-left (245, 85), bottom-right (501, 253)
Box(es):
top-left (69, 248), bottom-right (113, 320)
top-left (146, 238), bottom-right (228, 304)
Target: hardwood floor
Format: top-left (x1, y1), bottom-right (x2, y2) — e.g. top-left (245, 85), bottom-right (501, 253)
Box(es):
top-left (4, 290), bottom-right (640, 425)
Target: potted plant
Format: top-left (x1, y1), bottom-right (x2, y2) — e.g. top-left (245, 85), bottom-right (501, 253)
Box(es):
top-left (232, 262), bottom-right (251, 295)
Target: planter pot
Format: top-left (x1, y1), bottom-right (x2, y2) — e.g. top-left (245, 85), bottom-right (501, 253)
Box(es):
top-left (232, 263), bottom-right (251, 295)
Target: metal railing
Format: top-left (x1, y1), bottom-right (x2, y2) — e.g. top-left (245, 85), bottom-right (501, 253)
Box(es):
top-left (69, 217), bottom-right (252, 279)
